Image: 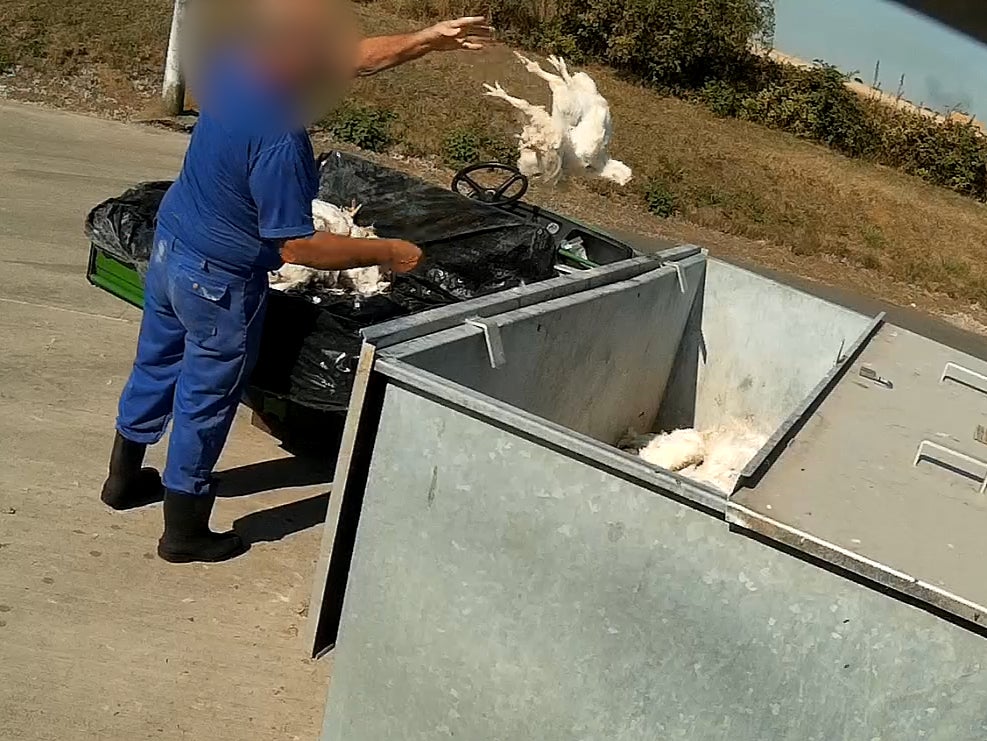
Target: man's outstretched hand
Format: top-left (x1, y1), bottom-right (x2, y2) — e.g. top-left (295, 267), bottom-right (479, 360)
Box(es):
top-left (355, 16), bottom-right (495, 76)
top-left (420, 16), bottom-right (495, 52)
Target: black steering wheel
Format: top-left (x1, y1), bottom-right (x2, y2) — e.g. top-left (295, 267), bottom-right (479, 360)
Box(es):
top-left (451, 163), bottom-right (529, 206)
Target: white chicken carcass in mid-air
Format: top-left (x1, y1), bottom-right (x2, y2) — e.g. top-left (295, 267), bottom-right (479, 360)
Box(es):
top-left (483, 53), bottom-right (632, 186)
top-left (268, 199), bottom-right (389, 296)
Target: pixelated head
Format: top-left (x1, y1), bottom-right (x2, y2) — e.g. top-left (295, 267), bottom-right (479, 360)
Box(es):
top-left (253, 0), bottom-right (358, 87)
top-left (187, 0), bottom-right (358, 121)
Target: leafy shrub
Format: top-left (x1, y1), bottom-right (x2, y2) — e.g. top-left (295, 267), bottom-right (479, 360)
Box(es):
top-left (738, 63), bottom-right (879, 158)
top-left (545, 0), bottom-right (773, 89)
top-left (728, 61), bottom-right (987, 200)
top-left (699, 81), bottom-right (744, 118)
top-left (323, 102), bottom-right (397, 153)
top-left (393, 0), bottom-right (772, 81)
top-left (877, 109), bottom-right (987, 200)
top-left (644, 178), bottom-right (676, 217)
top-left (442, 127), bottom-right (518, 167)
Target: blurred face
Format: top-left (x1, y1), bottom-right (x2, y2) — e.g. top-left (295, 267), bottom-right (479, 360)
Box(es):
top-left (256, 0), bottom-right (359, 121)
top-left (190, 0), bottom-right (358, 120)
top-left (258, 0), bottom-right (357, 92)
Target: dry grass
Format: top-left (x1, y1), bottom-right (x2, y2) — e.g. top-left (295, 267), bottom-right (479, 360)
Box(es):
top-left (1, 0), bottom-right (170, 77)
top-left (366, 0), bottom-right (561, 28)
top-left (0, 0), bottom-right (170, 115)
top-left (4, 0), bottom-right (987, 317)
top-left (346, 5), bottom-right (987, 306)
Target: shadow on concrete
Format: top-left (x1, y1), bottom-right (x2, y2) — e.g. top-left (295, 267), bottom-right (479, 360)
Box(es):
top-left (232, 492), bottom-right (330, 544)
top-left (215, 456), bottom-right (334, 498)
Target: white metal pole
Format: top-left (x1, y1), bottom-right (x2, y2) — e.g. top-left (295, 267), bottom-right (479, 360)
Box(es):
top-left (161, 0), bottom-right (187, 116)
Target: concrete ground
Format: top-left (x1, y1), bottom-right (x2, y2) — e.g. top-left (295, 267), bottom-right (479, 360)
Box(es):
top-left (5, 97), bottom-right (986, 741)
top-left (0, 102), bottom-right (331, 739)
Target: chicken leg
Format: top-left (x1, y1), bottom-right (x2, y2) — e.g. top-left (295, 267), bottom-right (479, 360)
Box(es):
top-left (513, 51), bottom-right (564, 87)
top-left (546, 55), bottom-right (573, 83)
top-left (483, 82), bottom-right (549, 119)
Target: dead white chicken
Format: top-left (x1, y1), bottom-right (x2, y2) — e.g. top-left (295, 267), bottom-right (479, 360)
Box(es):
top-left (267, 261), bottom-right (327, 292)
top-left (680, 424), bottom-right (768, 495)
top-left (622, 422), bottom-right (768, 495)
top-left (268, 199), bottom-right (390, 296)
top-left (315, 201), bottom-right (388, 295)
top-left (483, 53), bottom-right (632, 186)
top-left (621, 428), bottom-right (706, 472)
top-left (483, 81), bottom-right (564, 185)
top-left (311, 198), bottom-right (357, 235)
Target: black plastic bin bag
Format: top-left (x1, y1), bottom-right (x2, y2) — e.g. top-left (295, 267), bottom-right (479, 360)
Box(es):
top-left (84, 151), bottom-right (555, 412)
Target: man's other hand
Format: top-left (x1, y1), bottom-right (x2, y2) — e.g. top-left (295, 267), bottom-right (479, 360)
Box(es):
top-left (421, 17), bottom-right (494, 52)
top-left (385, 239), bottom-right (423, 274)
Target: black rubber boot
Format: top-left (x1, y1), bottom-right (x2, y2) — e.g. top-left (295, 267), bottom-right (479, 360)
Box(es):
top-left (157, 490), bottom-right (247, 564)
top-left (100, 432), bottom-right (162, 510)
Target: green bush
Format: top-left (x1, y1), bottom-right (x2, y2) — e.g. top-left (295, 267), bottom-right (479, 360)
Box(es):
top-left (323, 102), bottom-right (397, 153)
top-left (698, 80), bottom-right (744, 118)
top-left (442, 127), bottom-right (518, 167)
top-left (738, 63), bottom-right (879, 158)
top-left (877, 109), bottom-right (987, 200)
top-left (545, 0), bottom-right (773, 89)
top-left (644, 178), bottom-right (677, 217)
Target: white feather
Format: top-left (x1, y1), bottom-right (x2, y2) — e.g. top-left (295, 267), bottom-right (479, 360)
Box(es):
top-left (622, 422), bottom-right (768, 494)
top-left (269, 199), bottom-right (390, 297)
top-left (484, 53), bottom-right (632, 186)
top-left (630, 428), bottom-right (706, 472)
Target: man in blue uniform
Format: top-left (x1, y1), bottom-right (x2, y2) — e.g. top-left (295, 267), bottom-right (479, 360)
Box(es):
top-left (99, 2), bottom-right (492, 563)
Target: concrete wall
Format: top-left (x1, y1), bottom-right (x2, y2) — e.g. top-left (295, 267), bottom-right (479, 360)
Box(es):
top-left (389, 256), bottom-right (705, 446)
top-left (658, 260), bottom-right (872, 435)
top-left (323, 384), bottom-right (987, 741)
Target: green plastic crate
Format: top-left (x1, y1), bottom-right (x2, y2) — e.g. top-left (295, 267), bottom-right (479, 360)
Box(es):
top-left (86, 245), bottom-right (145, 308)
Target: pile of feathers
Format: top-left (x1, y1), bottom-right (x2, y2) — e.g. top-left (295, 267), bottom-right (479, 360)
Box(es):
top-left (620, 422), bottom-right (768, 494)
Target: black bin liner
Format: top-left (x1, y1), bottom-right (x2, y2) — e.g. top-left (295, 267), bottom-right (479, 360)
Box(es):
top-left (85, 151), bottom-right (555, 412)
top-left (84, 181), bottom-right (172, 277)
top-left (318, 151), bottom-right (554, 297)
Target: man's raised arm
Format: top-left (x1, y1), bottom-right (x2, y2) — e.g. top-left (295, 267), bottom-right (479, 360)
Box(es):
top-left (355, 16), bottom-right (492, 76)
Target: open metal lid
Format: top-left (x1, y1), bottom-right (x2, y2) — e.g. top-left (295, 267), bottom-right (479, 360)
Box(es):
top-left (732, 323), bottom-right (987, 628)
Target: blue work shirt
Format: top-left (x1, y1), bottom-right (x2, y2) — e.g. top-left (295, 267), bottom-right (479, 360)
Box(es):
top-left (156, 52), bottom-right (319, 278)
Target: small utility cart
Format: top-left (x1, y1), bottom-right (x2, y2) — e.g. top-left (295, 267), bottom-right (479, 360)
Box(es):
top-left (85, 152), bottom-right (645, 450)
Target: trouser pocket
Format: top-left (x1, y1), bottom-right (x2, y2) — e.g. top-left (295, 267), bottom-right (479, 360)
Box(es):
top-left (169, 259), bottom-right (234, 347)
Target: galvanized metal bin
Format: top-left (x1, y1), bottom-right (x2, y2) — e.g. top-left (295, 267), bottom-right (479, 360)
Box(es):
top-left (303, 250), bottom-right (686, 650)
top-left (310, 249), bottom-right (987, 740)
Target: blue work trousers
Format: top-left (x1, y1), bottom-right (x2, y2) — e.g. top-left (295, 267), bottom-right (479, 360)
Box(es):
top-left (116, 229), bottom-right (268, 495)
